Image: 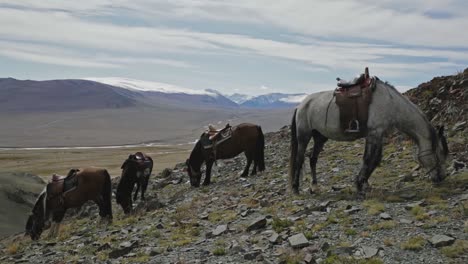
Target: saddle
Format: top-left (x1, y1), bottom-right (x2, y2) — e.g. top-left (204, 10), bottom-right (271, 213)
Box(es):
top-left (203, 124), bottom-right (232, 150)
top-left (334, 67), bottom-right (375, 133)
top-left (132, 152), bottom-right (152, 178)
top-left (47, 169), bottom-right (79, 200)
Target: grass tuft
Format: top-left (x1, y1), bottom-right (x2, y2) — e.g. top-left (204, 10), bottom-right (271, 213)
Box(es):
top-left (363, 200), bottom-right (385, 215)
top-left (401, 236), bottom-right (426, 251)
top-left (440, 240), bottom-right (468, 258)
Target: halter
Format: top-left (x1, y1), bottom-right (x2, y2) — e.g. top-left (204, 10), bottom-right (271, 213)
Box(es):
top-left (418, 149), bottom-right (440, 176)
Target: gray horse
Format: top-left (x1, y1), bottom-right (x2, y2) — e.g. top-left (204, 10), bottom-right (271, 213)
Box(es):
top-left (289, 76), bottom-right (448, 194)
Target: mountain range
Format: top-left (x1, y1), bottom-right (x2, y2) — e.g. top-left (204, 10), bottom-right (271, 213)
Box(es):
top-left (0, 77), bottom-right (306, 112)
top-left (0, 77), bottom-right (302, 147)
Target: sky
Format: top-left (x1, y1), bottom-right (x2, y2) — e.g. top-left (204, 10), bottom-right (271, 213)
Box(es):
top-left (1, 0), bottom-right (468, 96)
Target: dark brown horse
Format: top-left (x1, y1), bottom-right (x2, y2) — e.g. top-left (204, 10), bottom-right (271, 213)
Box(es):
top-left (186, 123), bottom-right (265, 187)
top-left (116, 152), bottom-right (153, 214)
top-left (25, 168), bottom-right (113, 240)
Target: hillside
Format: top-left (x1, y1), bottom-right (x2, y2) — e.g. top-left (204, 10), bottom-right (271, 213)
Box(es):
top-left (0, 78), bottom-right (137, 112)
top-left (1, 70), bottom-right (467, 263)
top-left (1, 125), bottom-right (466, 263)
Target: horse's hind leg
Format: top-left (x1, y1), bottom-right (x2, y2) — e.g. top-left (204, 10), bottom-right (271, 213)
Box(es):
top-left (241, 152), bottom-right (253, 177)
top-left (309, 132), bottom-right (328, 185)
top-left (292, 132), bottom-right (312, 193)
top-left (356, 132), bottom-right (383, 193)
top-left (251, 150), bottom-right (258, 176)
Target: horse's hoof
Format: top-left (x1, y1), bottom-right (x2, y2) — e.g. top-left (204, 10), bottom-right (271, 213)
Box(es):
top-left (202, 182), bottom-right (210, 186)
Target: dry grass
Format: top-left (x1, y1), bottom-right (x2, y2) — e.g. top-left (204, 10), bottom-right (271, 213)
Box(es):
top-left (6, 242), bottom-right (19, 255)
top-left (363, 200), bottom-right (385, 215)
top-left (401, 236), bottom-right (426, 251)
top-left (370, 221), bottom-right (397, 231)
top-left (440, 240), bottom-right (468, 258)
top-left (0, 145), bottom-right (191, 179)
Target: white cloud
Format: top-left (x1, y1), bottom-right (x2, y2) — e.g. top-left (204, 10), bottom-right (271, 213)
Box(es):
top-left (279, 94), bottom-right (308, 103)
top-left (0, 0), bottom-right (467, 91)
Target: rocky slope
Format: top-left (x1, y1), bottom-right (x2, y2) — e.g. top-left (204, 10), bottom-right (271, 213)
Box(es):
top-left (1, 124), bottom-right (466, 264)
top-left (1, 70), bottom-right (467, 264)
top-left (404, 68), bottom-right (467, 164)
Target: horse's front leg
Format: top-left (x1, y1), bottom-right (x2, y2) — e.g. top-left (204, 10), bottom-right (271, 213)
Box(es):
top-left (203, 160), bottom-right (214, 186)
top-left (241, 152), bottom-right (252, 177)
top-left (48, 211), bottom-right (65, 238)
top-left (356, 132), bottom-right (383, 193)
top-left (133, 181), bottom-right (140, 201)
top-left (141, 170), bottom-right (151, 201)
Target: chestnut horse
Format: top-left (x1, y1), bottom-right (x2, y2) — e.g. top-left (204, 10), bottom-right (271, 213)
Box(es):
top-left (25, 168), bottom-right (112, 240)
top-left (186, 123), bottom-right (265, 187)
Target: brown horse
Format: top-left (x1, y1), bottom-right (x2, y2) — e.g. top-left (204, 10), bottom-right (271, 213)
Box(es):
top-left (25, 168), bottom-right (112, 240)
top-left (116, 152), bottom-right (153, 214)
top-left (186, 123), bottom-right (265, 187)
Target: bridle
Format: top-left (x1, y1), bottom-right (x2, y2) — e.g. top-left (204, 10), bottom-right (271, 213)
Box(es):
top-left (418, 149), bottom-right (440, 176)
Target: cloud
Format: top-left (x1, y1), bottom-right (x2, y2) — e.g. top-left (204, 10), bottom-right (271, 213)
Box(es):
top-left (0, 1), bottom-right (467, 93)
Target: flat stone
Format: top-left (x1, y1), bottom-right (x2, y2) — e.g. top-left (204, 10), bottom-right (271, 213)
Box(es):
top-left (109, 247), bottom-right (132, 259)
top-left (332, 184), bottom-right (347, 191)
top-left (119, 241), bottom-right (132, 248)
top-left (246, 216), bottom-right (267, 232)
top-left (460, 193), bottom-right (468, 201)
top-left (399, 218), bottom-right (413, 224)
top-left (327, 246), bottom-right (355, 257)
top-left (361, 246), bottom-right (379, 259)
top-left (212, 225), bottom-right (228, 236)
top-left (379, 213), bottom-right (392, 220)
top-left (304, 253), bottom-right (314, 263)
top-left (288, 233), bottom-right (309, 249)
top-left (400, 192), bottom-right (417, 200)
top-left (244, 251), bottom-right (261, 260)
top-left (405, 201), bottom-right (426, 210)
top-left (268, 232), bottom-right (279, 244)
top-left (429, 235), bottom-right (455, 248)
top-left (345, 206), bottom-right (361, 214)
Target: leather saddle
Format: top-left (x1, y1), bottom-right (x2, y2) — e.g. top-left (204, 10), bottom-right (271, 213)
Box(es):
top-left (47, 169), bottom-right (79, 200)
top-left (334, 67), bottom-right (375, 133)
top-left (132, 152), bottom-right (152, 168)
top-left (203, 124), bottom-right (232, 149)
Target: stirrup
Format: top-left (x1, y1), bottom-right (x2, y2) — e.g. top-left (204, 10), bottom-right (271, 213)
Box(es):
top-left (345, 120), bottom-right (360, 133)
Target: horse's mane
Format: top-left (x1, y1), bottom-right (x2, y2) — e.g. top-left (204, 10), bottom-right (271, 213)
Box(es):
top-left (189, 138), bottom-right (203, 163)
top-left (376, 78), bottom-right (439, 152)
top-left (32, 187), bottom-right (47, 218)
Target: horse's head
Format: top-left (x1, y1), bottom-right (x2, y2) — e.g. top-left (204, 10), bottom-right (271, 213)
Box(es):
top-left (419, 126), bottom-right (449, 183)
top-left (25, 191), bottom-right (48, 240)
top-left (186, 158), bottom-right (202, 187)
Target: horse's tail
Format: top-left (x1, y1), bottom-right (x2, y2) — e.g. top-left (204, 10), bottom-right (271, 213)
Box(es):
top-left (289, 109), bottom-right (298, 192)
top-left (102, 169), bottom-right (113, 219)
top-left (256, 126), bottom-right (265, 171)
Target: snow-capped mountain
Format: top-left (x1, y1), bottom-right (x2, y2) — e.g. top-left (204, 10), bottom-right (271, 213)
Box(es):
top-left (227, 93), bottom-right (254, 104)
top-left (87, 77), bottom-right (238, 109)
top-left (240, 93), bottom-right (307, 108)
